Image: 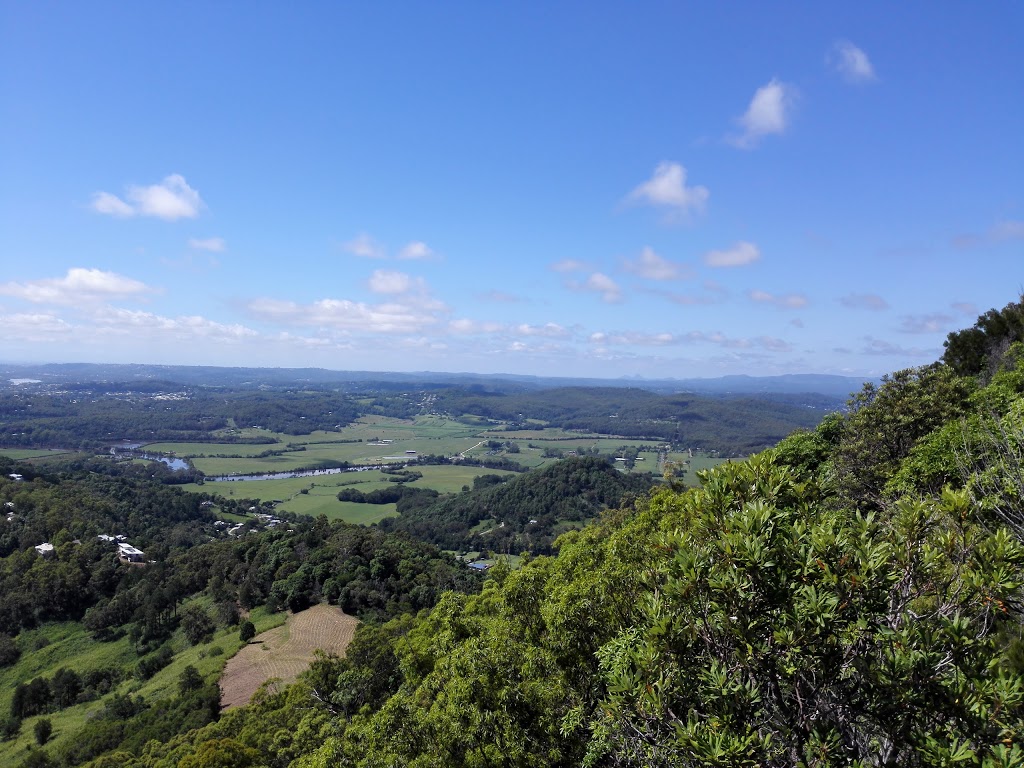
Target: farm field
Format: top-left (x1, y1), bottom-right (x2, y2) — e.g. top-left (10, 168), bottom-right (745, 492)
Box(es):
top-left (0, 448), bottom-right (71, 460)
top-left (184, 464), bottom-right (520, 523)
top-left (220, 604), bottom-right (358, 709)
top-left (158, 414), bottom-right (727, 519)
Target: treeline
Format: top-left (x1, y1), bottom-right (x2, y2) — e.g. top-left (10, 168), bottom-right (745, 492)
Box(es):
top-left (0, 388), bottom-right (361, 448)
top-left (81, 297), bottom-right (1024, 768)
top-left (431, 386), bottom-right (832, 454)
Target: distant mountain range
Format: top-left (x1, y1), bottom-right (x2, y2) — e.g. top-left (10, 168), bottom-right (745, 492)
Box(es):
top-left (0, 362), bottom-right (870, 400)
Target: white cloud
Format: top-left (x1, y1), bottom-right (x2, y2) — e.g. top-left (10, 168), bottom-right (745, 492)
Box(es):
top-left (397, 241), bottom-right (436, 260)
top-left (627, 162), bottom-right (709, 216)
top-left (749, 289), bottom-right (808, 309)
top-left (623, 247), bottom-right (690, 281)
top-left (0, 313), bottom-right (74, 341)
top-left (703, 241), bottom-right (761, 268)
top-left (829, 41), bottom-right (877, 83)
top-left (589, 331), bottom-right (675, 346)
top-left (572, 272), bottom-right (622, 303)
top-left (188, 237), bottom-right (226, 252)
top-left (0, 268), bottom-right (152, 305)
top-left (90, 192), bottom-right (135, 218)
top-left (840, 293), bottom-right (889, 311)
top-left (448, 318), bottom-right (505, 335)
top-left (342, 233), bottom-right (387, 259)
top-left (515, 322), bottom-right (570, 338)
top-left (92, 306), bottom-right (259, 341)
top-left (368, 270), bottom-right (417, 295)
top-left (951, 302), bottom-right (977, 317)
top-left (91, 174), bottom-right (204, 221)
top-left (249, 298), bottom-right (434, 334)
top-left (730, 79), bottom-right (797, 149)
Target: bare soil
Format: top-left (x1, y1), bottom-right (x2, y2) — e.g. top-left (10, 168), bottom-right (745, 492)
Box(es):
top-left (219, 603), bottom-right (358, 709)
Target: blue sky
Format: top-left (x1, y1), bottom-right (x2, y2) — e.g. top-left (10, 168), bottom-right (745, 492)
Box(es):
top-left (1, 2), bottom-right (1021, 378)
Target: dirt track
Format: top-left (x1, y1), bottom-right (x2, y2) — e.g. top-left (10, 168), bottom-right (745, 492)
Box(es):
top-left (219, 604), bottom-right (358, 709)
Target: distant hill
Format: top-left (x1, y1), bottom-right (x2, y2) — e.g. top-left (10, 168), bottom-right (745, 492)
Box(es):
top-left (378, 455), bottom-right (654, 554)
top-left (0, 362), bottom-right (869, 399)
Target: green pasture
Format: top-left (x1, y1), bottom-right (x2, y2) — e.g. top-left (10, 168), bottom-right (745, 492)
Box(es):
top-left (0, 448), bottom-right (72, 460)
top-left (185, 464), bottom-right (517, 524)
top-left (142, 441), bottom-right (287, 457)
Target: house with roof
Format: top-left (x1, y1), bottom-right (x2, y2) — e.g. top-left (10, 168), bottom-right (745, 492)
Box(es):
top-left (117, 543), bottom-right (146, 564)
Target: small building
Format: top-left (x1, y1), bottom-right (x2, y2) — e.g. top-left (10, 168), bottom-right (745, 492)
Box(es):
top-left (468, 561), bottom-right (491, 571)
top-left (9, 474), bottom-right (24, 482)
top-left (34, 542), bottom-right (55, 557)
top-left (98, 534), bottom-right (116, 542)
top-left (117, 543), bottom-right (145, 563)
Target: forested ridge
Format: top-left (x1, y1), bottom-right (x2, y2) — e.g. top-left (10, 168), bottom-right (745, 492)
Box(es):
top-left (5, 298), bottom-right (1024, 767)
top-left (375, 455), bottom-right (655, 554)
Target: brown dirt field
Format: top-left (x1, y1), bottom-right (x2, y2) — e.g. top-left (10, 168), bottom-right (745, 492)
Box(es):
top-left (219, 603), bottom-right (359, 709)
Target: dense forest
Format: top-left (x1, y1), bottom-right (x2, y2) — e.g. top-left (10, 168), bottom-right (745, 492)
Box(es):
top-left (3, 298), bottom-right (1024, 766)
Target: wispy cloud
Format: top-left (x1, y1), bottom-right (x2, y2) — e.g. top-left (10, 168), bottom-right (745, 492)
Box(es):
top-left (342, 232), bottom-right (387, 259)
top-left (448, 318), bottom-right (506, 335)
top-left (515, 322), bottom-right (570, 338)
top-left (951, 302), bottom-right (977, 317)
top-left (622, 246), bottom-right (691, 281)
top-left (650, 289), bottom-right (720, 306)
top-left (589, 331), bottom-right (675, 346)
top-left (188, 237), bottom-right (226, 252)
top-left (840, 293), bottom-right (889, 311)
top-left (368, 270), bottom-right (419, 295)
top-left (952, 219), bottom-right (1024, 249)
top-left (749, 289), bottom-right (808, 309)
top-left (729, 79), bottom-right (797, 149)
top-left (829, 41), bottom-right (877, 83)
top-left (568, 272), bottom-right (623, 303)
top-left (248, 296), bottom-right (444, 334)
top-left (857, 336), bottom-right (935, 356)
top-left (898, 313), bottom-right (953, 334)
top-left (341, 234), bottom-right (438, 261)
top-left (703, 241), bottom-right (761, 268)
top-left (626, 162), bottom-right (709, 217)
top-left (550, 259), bottom-right (590, 273)
top-left (397, 241), bottom-right (436, 260)
top-left (0, 268), bottom-right (153, 305)
top-left (91, 174), bottom-right (204, 221)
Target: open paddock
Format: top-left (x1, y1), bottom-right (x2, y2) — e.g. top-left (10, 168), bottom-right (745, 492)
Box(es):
top-left (0, 448), bottom-right (72, 460)
top-left (184, 463), bottom-right (517, 523)
top-left (220, 604), bottom-right (358, 710)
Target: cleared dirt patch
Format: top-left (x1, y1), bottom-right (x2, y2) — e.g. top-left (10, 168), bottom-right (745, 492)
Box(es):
top-left (220, 604), bottom-right (358, 709)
